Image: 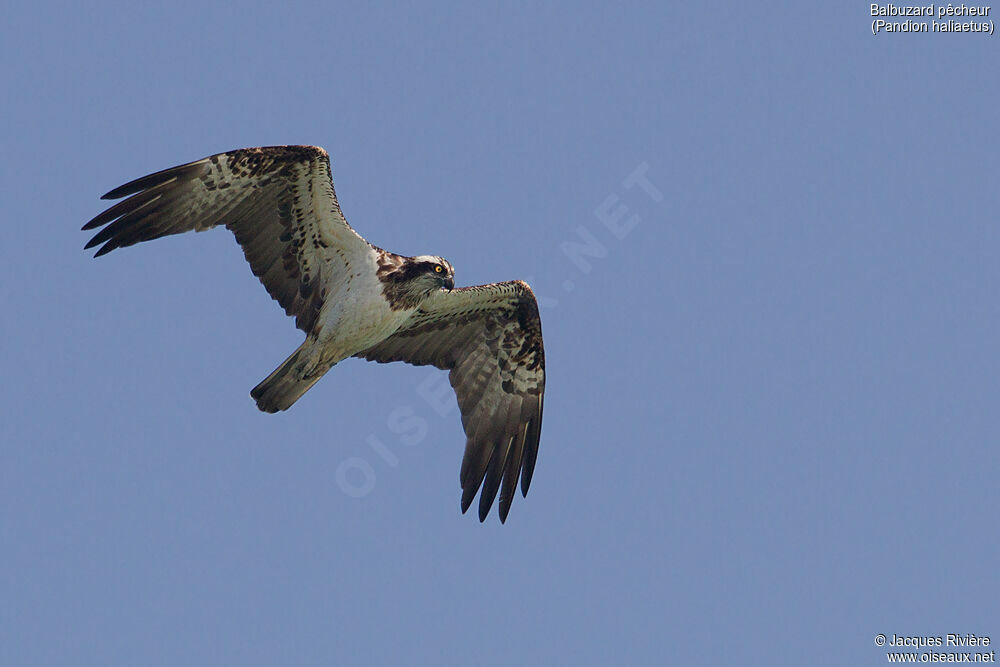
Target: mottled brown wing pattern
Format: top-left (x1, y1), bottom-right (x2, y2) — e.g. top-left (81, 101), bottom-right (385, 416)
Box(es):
top-left (355, 281), bottom-right (545, 522)
top-left (83, 146), bottom-right (373, 332)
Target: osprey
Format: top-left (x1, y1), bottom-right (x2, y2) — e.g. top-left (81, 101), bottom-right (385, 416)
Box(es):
top-left (83, 145), bottom-right (545, 523)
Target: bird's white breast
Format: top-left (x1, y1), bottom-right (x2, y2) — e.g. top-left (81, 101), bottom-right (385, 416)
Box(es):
top-left (316, 251), bottom-right (416, 358)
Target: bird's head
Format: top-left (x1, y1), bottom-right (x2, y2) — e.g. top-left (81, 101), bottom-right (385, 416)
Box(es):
top-left (378, 254), bottom-right (456, 309)
top-left (409, 255), bottom-right (455, 292)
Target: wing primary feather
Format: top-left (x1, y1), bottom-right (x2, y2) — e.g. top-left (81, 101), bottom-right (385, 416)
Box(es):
top-left (84, 194), bottom-right (164, 249)
top-left (460, 438), bottom-right (496, 515)
top-left (90, 196), bottom-right (195, 257)
top-left (460, 463), bottom-right (485, 514)
top-left (520, 396), bottom-right (543, 497)
top-left (498, 420), bottom-right (529, 523)
top-left (459, 393), bottom-right (508, 516)
top-left (479, 434), bottom-right (516, 522)
top-left (100, 160), bottom-right (206, 200)
top-left (83, 185), bottom-right (170, 230)
top-left (92, 198), bottom-right (203, 255)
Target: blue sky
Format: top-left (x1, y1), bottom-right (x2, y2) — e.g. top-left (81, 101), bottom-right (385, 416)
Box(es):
top-left (2, 2), bottom-right (998, 665)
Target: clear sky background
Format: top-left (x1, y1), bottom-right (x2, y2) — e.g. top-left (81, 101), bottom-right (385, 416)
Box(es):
top-left (2, 3), bottom-right (998, 665)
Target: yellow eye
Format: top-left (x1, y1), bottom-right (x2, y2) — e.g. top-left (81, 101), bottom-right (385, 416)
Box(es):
top-left (435, 265), bottom-right (443, 273)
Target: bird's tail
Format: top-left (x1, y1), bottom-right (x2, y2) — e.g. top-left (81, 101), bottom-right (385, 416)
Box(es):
top-left (251, 339), bottom-right (330, 413)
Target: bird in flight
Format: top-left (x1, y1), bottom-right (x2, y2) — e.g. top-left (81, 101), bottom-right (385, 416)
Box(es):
top-left (82, 145), bottom-right (545, 523)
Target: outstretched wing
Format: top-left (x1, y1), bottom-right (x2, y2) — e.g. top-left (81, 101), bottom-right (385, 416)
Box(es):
top-left (355, 281), bottom-right (545, 523)
top-left (83, 145), bottom-right (374, 333)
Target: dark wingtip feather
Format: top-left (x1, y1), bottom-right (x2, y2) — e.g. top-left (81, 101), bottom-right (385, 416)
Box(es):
top-left (520, 411), bottom-right (542, 497)
top-left (520, 465), bottom-right (535, 497)
top-left (520, 468), bottom-right (534, 497)
top-left (100, 160), bottom-right (205, 200)
top-left (82, 207), bottom-right (119, 230)
top-left (101, 179), bottom-right (148, 200)
top-left (459, 434), bottom-right (495, 519)
top-left (478, 437), bottom-right (513, 523)
top-left (477, 479), bottom-right (495, 520)
top-left (498, 434), bottom-right (525, 524)
top-left (498, 495), bottom-right (512, 523)
top-left (93, 241), bottom-right (117, 257)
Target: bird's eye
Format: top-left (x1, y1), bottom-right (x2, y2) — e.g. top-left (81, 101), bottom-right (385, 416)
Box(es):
top-left (434, 265), bottom-right (443, 273)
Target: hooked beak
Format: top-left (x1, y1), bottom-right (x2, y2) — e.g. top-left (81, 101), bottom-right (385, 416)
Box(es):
top-left (443, 276), bottom-right (454, 291)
